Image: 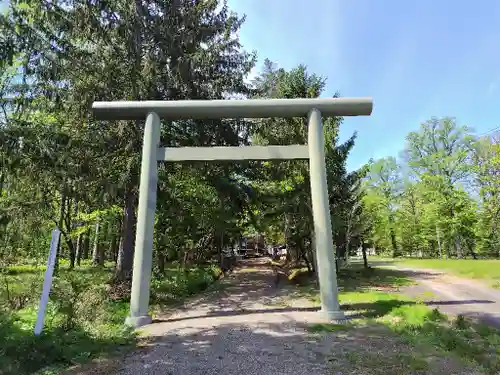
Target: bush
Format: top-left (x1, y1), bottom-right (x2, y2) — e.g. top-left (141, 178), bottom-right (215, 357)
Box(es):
top-left (1, 272), bottom-right (43, 310)
top-left (0, 310), bottom-right (133, 375)
top-left (50, 274), bottom-right (111, 331)
top-left (151, 264), bottom-right (221, 303)
top-left (0, 261), bottom-right (222, 374)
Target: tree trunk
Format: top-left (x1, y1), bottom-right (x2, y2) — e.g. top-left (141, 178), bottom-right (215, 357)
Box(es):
top-left (117, 234), bottom-right (123, 264)
top-left (75, 233), bottom-right (83, 266)
top-left (310, 232), bottom-right (320, 282)
top-left (109, 231), bottom-right (118, 262)
top-left (54, 187), bottom-right (66, 272)
top-left (66, 197), bottom-right (76, 269)
top-left (115, 190), bottom-right (137, 281)
top-left (362, 242), bottom-right (369, 269)
top-left (82, 231), bottom-right (90, 259)
top-left (157, 252), bottom-right (165, 274)
top-left (108, 218), bottom-right (117, 262)
top-left (310, 230), bottom-right (318, 274)
top-left (336, 244), bottom-right (348, 270)
top-left (436, 222), bottom-right (442, 258)
top-left (97, 221), bottom-right (107, 266)
top-left (299, 238), bottom-right (312, 272)
top-left (0, 169), bottom-right (4, 193)
top-left (72, 200), bottom-right (79, 250)
top-left (455, 236), bottom-right (463, 259)
top-left (92, 220), bottom-right (101, 265)
top-left (390, 227), bottom-right (398, 257)
top-left (112, 0), bottom-right (143, 277)
top-left (112, 216), bottom-right (122, 262)
top-left (67, 237), bottom-right (76, 269)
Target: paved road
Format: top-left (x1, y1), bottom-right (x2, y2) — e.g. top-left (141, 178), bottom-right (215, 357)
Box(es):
top-left (382, 264), bottom-right (500, 328)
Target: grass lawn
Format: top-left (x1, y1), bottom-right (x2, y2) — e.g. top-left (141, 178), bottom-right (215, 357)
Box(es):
top-left (0, 259), bottom-right (221, 375)
top-left (371, 256), bottom-right (500, 289)
top-left (286, 265), bottom-right (500, 375)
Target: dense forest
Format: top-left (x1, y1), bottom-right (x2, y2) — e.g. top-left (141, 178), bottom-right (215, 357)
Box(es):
top-left (363, 120), bottom-right (499, 259)
top-left (0, 0), bottom-right (499, 373)
top-left (0, 0), bottom-right (363, 277)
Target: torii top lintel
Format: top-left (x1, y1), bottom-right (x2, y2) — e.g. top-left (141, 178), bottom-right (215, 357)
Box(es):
top-left (91, 97), bottom-right (373, 121)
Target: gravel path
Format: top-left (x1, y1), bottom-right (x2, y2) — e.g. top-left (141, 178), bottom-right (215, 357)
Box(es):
top-left (383, 265), bottom-right (500, 328)
top-left (117, 258), bottom-right (340, 375)
top-left (62, 258), bottom-right (494, 375)
top-left (107, 258), bottom-right (491, 375)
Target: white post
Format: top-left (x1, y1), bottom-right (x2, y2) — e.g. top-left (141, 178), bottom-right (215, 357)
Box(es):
top-left (125, 112), bottom-right (161, 328)
top-left (436, 222), bottom-right (442, 259)
top-left (307, 108), bottom-right (344, 321)
top-left (34, 228), bottom-right (61, 336)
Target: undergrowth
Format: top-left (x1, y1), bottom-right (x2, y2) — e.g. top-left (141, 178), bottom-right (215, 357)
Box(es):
top-left (0, 260), bottom-right (221, 375)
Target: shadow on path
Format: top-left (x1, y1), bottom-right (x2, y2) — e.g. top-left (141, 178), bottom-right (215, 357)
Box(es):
top-left (368, 261), bottom-right (500, 329)
top-left (153, 258), bottom-right (306, 320)
top-left (152, 306), bottom-right (320, 324)
top-left (152, 299), bottom-right (495, 324)
top-left (120, 320), bottom-right (450, 375)
top-left (114, 258), bottom-right (498, 375)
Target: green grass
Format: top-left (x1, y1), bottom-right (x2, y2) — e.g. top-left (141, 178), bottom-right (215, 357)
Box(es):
top-left (0, 260), bottom-right (221, 375)
top-left (339, 350), bottom-right (431, 375)
top-left (290, 266), bottom-right (415, 304)
top-left (382, 305), bottom-right (500, 374)
top-left (292, 265), bottom-right (500, 374)
top-left (372, 257), bottom-right (500, 288)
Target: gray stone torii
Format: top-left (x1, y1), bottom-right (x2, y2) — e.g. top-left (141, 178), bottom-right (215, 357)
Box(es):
top-left (92, 97), bottom-right (373, 328)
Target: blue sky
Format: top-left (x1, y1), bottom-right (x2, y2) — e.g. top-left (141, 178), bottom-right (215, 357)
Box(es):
top-left (2, 1), bottom-right (499, 170)
top-left (227, 0), bottom-right (500, 170)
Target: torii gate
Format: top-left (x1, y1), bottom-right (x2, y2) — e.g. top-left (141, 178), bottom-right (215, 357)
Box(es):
top-left (92, 97), bottom-right (373, 327)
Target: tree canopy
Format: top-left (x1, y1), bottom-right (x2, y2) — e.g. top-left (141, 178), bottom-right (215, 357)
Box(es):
top-left (363, 117), bottom-right (499, 259)
top-left (1, 0), bottom-right (498, 305)
top-left (0, 0), bottom-right (363, 282)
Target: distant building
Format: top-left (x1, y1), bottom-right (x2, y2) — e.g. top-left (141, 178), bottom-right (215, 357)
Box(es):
top-left (355, 246), bottom-right (376, 257)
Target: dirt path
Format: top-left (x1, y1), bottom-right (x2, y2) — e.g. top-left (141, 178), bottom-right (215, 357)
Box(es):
top-left (382, 264), bottom-right (500, 328)
top-left (100, 258), bottom-right (487, 375)
top-left (116, 258), bottom-right (339, 375)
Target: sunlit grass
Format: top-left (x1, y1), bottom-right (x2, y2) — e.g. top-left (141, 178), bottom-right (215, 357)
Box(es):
top-left (372, 257), bottom-right (500, 288)
top-left (297, 264), bottom-right (500, 374)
